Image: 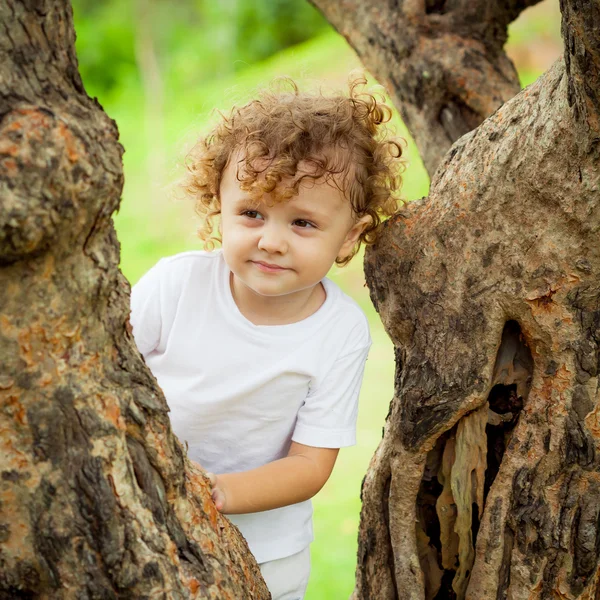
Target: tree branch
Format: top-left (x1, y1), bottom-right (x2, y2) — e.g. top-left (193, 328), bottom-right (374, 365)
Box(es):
top-left (310, 0), bottom-right (543, 177)
top-left (560, 0), bottom-right (600, 141)
top-left (440, 0), bottom-right (544, 45)
top-left (0, 0), bottom-right (86, 111)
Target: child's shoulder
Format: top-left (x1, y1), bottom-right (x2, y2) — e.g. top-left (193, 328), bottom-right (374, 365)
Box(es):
top-left (151, 249), bottom-right (223, 277)
top-left (322, 278), bottom-right (371, 349)
top-left (158, 249), bottom-right (221, 267)
top-left (139, 250), bottom-right (223, 293)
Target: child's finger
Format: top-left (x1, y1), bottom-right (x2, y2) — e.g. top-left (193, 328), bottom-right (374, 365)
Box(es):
top-left (206, 472), bottom-right (217, 487)
top-left (211, 487), bottom-right (225, 511)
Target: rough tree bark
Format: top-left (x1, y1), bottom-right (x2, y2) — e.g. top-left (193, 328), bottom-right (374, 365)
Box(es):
top-left (311, 0), bottom-right (543, 178)
top-left (0, 2), bottom-right (269, 598)
top-left (311, 0), bottom-right (600, 598)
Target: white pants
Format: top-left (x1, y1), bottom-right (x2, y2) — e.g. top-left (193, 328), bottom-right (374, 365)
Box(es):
top-left (259, 546), bottom-right (311, 600)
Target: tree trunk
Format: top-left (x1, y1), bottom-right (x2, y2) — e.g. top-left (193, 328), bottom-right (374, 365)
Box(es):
top-left (0, 2), bottom-right (269, 598)
top-left (312, 0), bottom-right (600, 599)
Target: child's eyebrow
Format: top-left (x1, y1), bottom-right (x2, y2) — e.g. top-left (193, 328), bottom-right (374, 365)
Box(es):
top-left (233, 196), bottom-right (262, 208)
top-left (292, 207), bottom-right (334, 225)
top-left (231, 196), bottom-right (332, 222)
top-left (293, 206), bottom-right (325, 219)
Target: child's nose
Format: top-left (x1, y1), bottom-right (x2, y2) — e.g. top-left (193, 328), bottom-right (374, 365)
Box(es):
top-left (257, 223), bottom-right (288, 254)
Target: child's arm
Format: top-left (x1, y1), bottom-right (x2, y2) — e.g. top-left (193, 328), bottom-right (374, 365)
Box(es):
top-left (207, 442), bottom-right (339, 514)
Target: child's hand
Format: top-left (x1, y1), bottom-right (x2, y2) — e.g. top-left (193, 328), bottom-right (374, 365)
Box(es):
top-left (206, 472), bottom-right (227, 512)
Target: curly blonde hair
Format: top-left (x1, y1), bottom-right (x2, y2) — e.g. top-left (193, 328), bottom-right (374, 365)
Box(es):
top-left (181, 75), bottom-right (404, 265)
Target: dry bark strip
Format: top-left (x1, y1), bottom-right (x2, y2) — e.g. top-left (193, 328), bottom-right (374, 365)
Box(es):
top-left (0, 1), bottom-right (269, 598)
top-left (314, 0), bottom-right (600, 598)
top-left (310, 0), bottom-right (543, 177)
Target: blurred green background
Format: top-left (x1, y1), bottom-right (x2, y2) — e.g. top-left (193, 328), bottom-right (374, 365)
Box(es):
top-left (71, 0), bottom-right (561, 597)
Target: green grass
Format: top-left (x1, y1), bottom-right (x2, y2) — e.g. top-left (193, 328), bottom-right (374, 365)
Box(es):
top-left (108, 20), bottom-right (552, 599)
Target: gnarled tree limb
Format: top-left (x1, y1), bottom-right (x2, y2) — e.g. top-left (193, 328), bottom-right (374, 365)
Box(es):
top-left (0, 2), bottom-right (269, 597)
top-left (338, 0), bottom-right (600, 598)
top-left (561, 0), bottom-right (600, 140)
top-left (310, 0), bottom-right (543, 176)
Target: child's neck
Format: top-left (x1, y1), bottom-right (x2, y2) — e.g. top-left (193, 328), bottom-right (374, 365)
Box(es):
top-left (230, 273), bottom-right (326, 326)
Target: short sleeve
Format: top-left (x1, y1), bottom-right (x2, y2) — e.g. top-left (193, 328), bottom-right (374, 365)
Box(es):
top-left (130, 261), bottom-right (164, 357)
top-left (292, 342), bottom-right (371, 449)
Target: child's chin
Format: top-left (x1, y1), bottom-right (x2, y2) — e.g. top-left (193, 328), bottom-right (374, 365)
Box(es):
top-left (249, 284), bottom-right (292, 298)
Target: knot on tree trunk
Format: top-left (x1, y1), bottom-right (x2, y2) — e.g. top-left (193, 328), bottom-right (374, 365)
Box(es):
top-left (0, 106), bottom-right (121, 264)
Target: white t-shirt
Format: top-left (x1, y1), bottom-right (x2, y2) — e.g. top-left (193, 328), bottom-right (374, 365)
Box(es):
top-left (130, 250), bottom-right (371, 563)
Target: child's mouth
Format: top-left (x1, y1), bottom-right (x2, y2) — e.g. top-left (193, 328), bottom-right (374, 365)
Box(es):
top-left (252, 261), bottom-right (289, 273)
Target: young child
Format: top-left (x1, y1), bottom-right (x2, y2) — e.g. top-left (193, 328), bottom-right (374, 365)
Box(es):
top-left (130, 76), bottom-right (403, 599)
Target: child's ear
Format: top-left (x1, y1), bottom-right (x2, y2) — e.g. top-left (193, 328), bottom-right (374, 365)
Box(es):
top-left (338, 215), bottom-right (372, 261)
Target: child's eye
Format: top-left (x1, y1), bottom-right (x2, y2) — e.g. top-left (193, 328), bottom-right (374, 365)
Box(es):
top-left (293, 219), bottom-right (315, 229)
top-left (242, 210), bottom-right (263, 220)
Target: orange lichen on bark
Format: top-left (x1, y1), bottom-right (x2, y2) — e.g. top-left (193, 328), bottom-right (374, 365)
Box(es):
top-left (549, 364), bottom-right (574, 394)
top-left (2, 157), bottom-right (18, 174)
top-left (398, 213), bottom-right (419, 236)
top-left (199, 493), bottom-right (219, 530)
top-left (0, 494), bottom-right (32, 554)
top-left (1, 393), bottom-right (27, 426)
top-left (5, 117), bottom-right (23, 132)
top-left (187, 577), bottom-right (201, 594)
top-left (39, 373), bottom-right (53, 386)
top-left (16, 325), bottom-right (47, 367)
top-left (534, 371), bottom-right (571, 417)
top-left (0, 433), bottom-right (30, 470)
top-left (11, 109), bottom-right (48, 143)
top-left (0, 141), bottom-right (19, 156)
top-left (57, 120), bottom-right (79, 163)
top-left (76, 352), bottom-right (101, 376)
top-left (186, 468), bottom-right (220, 531)
top-left (101, 393), bottom-right (124, 429)
top-left (165, 538), bottom-right (180, 565)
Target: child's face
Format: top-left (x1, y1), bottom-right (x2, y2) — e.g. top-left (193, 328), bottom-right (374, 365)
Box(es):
top-left (219, 158), bottom-right (368, 300)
